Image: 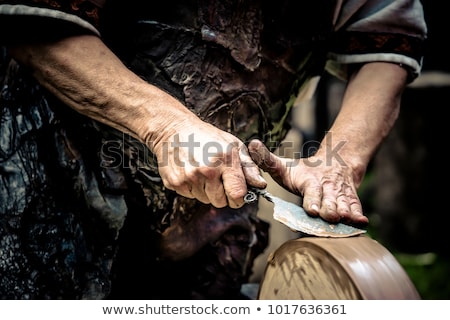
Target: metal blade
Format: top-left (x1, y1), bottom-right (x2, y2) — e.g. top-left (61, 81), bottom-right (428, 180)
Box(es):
top-left (245, 189), bottom-right (366, 238)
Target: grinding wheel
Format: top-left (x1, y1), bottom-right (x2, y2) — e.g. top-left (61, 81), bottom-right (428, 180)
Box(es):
top-left (257, 235), bottom-right (420, 299)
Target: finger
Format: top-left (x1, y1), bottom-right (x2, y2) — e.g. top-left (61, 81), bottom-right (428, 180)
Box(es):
top-left (222, 146), bottom-right (247, 207)
top-left (205, 180), bottom-right (228, 208)
top-left (182, 167), bottom-right (210, 204)
top-left (350, 208), bottom-right (369, 226)
top-left (331, 183), bottom-right (369, 226)
top-left (189, 183), bottom-right (210, 204)
top-left (334, 184), bottom-right (359, 223)
top-left (318, 178), bottom-right (342, 223)
top-left (239, 145), bottom-right (267, 189)
top-left (161, 174), bottom-right (196, 199)
top-left (301, 183), bottom-right (321, 218)
top-left (247, 139), bottom-right (284, 181)
top-left (176, 186), bottom-right (196, 199)
top-left (335, 192), bottom-right (352, 222)
top-left (346, 190), bottom-right (369, 226)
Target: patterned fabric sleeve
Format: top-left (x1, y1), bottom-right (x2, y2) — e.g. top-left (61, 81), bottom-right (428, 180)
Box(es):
top-left (328, 0), bottom-right (428, 82)
top-left (0, 0), bottom-right (105, 42)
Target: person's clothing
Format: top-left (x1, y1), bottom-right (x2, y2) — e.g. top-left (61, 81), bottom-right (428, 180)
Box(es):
top-left (0, 0), bottom-right (427, 299)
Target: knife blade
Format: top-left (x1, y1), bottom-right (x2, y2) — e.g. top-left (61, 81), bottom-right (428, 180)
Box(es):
top-left (245, 188), bottom-right (366, 238)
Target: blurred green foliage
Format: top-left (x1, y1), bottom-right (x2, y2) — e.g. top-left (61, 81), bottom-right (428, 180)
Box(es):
top-left (395, 252), bottom-right (450, 300)
top-left (360, 171), bottom-right (450, 300)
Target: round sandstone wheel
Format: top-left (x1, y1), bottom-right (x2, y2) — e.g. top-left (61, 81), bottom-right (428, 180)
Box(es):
top-left (257, 235), bottom-right (420, 299)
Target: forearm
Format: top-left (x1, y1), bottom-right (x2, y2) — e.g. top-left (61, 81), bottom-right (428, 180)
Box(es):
top-left (7, 34), bottom-right (196, 147)
top-left (316, 62), bottom-right (408, 185)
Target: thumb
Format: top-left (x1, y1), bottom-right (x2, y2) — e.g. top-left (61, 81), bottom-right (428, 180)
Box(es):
top-left (247, 139), bottom-right (286, 182)
top-left (239, 145), bottom-right (268, 189)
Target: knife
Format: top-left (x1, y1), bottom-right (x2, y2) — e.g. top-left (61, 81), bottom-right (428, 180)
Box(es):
top-left (245, 188), bottom-right (366, 238)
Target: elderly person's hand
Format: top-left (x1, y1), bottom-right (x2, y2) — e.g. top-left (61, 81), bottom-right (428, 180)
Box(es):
top-left (8, 34), bottom-right (267, 209)
top-left (248, 62), bottom-right (409, 226)
top-left (152, 116), bottom-right (267, 209)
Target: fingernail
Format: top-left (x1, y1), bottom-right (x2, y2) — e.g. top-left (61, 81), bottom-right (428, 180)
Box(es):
top-left (311, 204), bottom-right (319, 212)
top-left (258, 175), bottom-right (267, 183)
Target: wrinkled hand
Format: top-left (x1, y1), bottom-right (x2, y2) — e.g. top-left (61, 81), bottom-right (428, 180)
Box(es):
top-left (152, 120), bottom-right (267, 208)
top-left (248, 139), bottom-right (369, 226)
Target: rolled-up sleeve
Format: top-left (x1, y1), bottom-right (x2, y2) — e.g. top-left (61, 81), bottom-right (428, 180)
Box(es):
top-left (327, 0), bottom-right (427, 82)
top-left (0, 0), bottom-right (105, 43)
